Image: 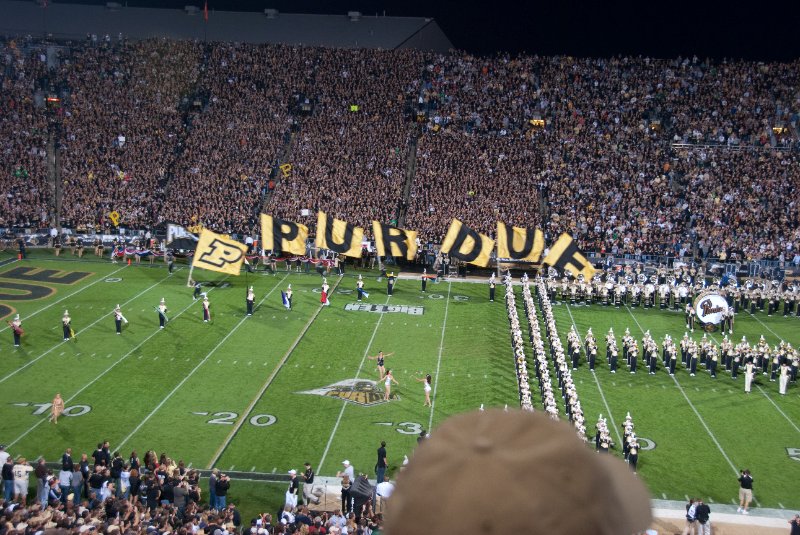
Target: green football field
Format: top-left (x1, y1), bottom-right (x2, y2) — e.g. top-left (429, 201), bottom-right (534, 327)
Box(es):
top-left (0, 252), bottom-right (799, 515)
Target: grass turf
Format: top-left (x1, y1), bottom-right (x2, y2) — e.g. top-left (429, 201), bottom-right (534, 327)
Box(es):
top-left (0, 251), bottom-right (798, 513)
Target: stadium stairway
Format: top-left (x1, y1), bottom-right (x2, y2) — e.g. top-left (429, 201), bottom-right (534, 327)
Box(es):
top-left (396, 122), bottom-right (423, 227)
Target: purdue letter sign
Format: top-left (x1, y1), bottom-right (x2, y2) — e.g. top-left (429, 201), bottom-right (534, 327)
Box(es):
top-left (194, 229), bottom-right (248, 275)
top-left (694, 291), bottom-right (729, 326)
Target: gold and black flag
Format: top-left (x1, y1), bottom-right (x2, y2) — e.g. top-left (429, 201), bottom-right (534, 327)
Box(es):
top-left (440, 219), bottom-right (494, 267)
top-left (260, 214), bottom-right (308, 256)
top-left (193, 229), bottom-right (248, 276)
top-left (315, 211), bottom-right (364, 258)
top-left (543, 233), bottom-right (596, 280)
top-left (496, 222), bottom-right (544, 262)
top-left (372, 221), bottom-right (418, 261)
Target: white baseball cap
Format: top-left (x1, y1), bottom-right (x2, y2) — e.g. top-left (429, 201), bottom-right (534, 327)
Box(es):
top-left (342, 460), bottom-right (350, 466)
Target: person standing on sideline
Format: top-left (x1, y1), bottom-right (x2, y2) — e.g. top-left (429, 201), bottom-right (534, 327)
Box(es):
top-left (336, 460), bottom-right (355, 514)
top-left (681, 498), bottom-right (697, 535)
top-left (9, 314), bottom-right (23, 347)
top-left (415, 374), bottom-right (432, 406)
top-left (302, 462), bottom-right (320, 505)
top-left (113, 304), bottom-right (128, 334)
top-left (694, 499), bottom-right (711, 535)
top-left (246, 286), bottom-right (255, 316)
top-left (383, 369), bottom-right (399, 401)
top-left (202, 295), bottom-right (211, 322)
top-left (157, 298), bottom-right (168, 329)
top-left (286, 469), bottom-right (299, 509)
top-left (376, 442), bottom-right (388, 486)
top-left (49, 393), bottom-right (64, 424)
top-left (2, 455), bottom-right (13, 503)
top-left (215, 473), bottom-right (230, 509)
top-left (62, 310), bottom-right (73, 341)
top-left (489, 273), bottom-right (496, 302)
top-left (789, 514), bottom-right (800, 535)
top-left (208, 468), bottom-right (219, 510)
top-left (737, 469), bottom-right (753, 514)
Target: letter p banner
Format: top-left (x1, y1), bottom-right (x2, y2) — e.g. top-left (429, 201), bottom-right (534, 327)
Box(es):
top-left (198, 239), bottom-right (244, 268)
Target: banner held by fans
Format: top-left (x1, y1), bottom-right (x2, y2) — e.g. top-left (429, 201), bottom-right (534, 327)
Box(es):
top-left (440, 219), bottom-right (494, 267)
top-left (496, 222), bottom-right (544, 262)
top-left (372, 221), bottom-right (417, 261)
top-left (261, 214), bottom-right (308, 256)
top-left (316, 211), bottom-right (363, 258)
top-left (543, 233), bottom-right (596, 280)
top-left (193, 229), bottom-right (248, 276)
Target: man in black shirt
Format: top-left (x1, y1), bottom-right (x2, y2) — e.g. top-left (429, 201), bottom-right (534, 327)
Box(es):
top-left (2, 456), bottom-right (14, 503)
top-left (376, 442), bottom-right (388, 486)
top-left (91, 444), bottom-right (105, 467)
top-left (737, 469), bottom-right (754, 514)
top-left (215, 474), bottom-right (230, 509)
top-left (61, 448), bottom-right (74, 472)
top-left (302, 463), bottom-right (320, 505)
top-left (694, 499), bottom-right (711, 535)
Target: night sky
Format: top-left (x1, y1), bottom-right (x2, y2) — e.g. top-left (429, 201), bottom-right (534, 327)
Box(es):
top-left (55, 0), bottom-right (800, 61)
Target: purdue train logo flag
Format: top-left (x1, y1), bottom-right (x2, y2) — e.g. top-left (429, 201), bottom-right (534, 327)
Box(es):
top-left (543, 233), bottom-right (596, 280)
top-left (496, 222), bottom-right (544, 263)
top-left (372, 221), bottom-right (417, 261)
top-left (193, 229), bottom-right (248, 275)
top-left (440, 219), bottom-right (494, 267)
top-left (316, 211), bottom-right (364, 258)
top-left (261, 214), bottom-right (308, 256)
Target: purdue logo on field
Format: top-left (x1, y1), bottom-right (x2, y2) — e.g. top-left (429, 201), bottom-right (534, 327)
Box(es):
top-left (299, 379), bottom-right (394, 406)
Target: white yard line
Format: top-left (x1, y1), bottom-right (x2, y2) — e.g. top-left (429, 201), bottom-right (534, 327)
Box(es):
top-left (0, 264), bottom-right (128, 333)
top-left (205, 274), bottom-right (330, 469)
top-left (623, 305), bottom-right (739, 475)
top-left (427, 282), bottom-right (451, 432)
top-left (0, 269), bottom-right (172, 385)
top-left (116, 275), bottom-right (288, 452)
top-left (745, 311), bottom-right (784, 341)
top-left (318, 295), bottom-right (391, 474)
top-left (565, 303), bottom-right (623, 446)
top-left (756, 386), bottom-right (800, 434)
top-left (7, 279), bottom-right (217, 448)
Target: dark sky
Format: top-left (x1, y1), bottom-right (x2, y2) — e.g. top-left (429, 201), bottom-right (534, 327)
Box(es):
top-left (57, 0), bottom-right (800, 60)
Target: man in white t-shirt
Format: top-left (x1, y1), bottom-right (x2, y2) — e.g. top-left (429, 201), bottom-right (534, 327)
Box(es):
top-left (0, 445), bottom-right (9, 466)
top-left (375, 476), bottom-right (395, 512)
top-left (13, 458), bottom-right (33, 505)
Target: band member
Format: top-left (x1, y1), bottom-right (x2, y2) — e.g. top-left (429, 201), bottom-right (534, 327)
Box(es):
top-left (76, 237), bottom-right (84, 258)
top-left (383, 369), bottom-right (399, 401)
top-left (246, 286), bottom-right (255, 316)
top-left (731, 355), bottom-right (741, 379)
top-left (709, 351), bottom-right (718, 378)
top-left (166, 251), bottom-right (175, 274)
top-left (9, 314), bottom-right (23, 347)
top-left (286, 284), bottom-right (293, 310)
top-left (321, 278), bottom-right (331, 306)
top-left (689, 345), bottom-right (698, 377)
top-left (357, 275), bottom-right (367, 301)
top-left (489, 273), bottom-right (496, 302)
top-left (157, 298), bottom-right (168, 329)
top-left (779, 362), bottom-right (790, 395)
top-left (588, 344), bottom-right (596, 371)
top-left (202, 296), bottom-right (211, 323)
top-left (609, 348), bottom-right (618, 374)
top-left (368, 351), bottom-right (394, 380)
top-left (414, 374), bottom-right (432, 406)
top-left (744, 360), bottom-right (754, 393)
top-left (387, 272), bottom-right (396, 296)
top-left (192, 280), bottom-right (202, 300)
top-left (685, 303), bottom-right (695, 332)
top-left (62, 310), bottom-right (73, 341)
top-left (113, 304), bottom-right (128, 334)
top-left (53, 235), bottom-right (62, 257)
top-left (669, 349), bottom-right (678, 376)
top-left (421, 269), bottom-right (428, 293)
top-left (49, 393), bottom-right (64, 425)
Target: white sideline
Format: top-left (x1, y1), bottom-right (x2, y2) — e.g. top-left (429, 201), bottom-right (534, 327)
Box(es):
top-left (564, 303), bottom-right (623, 446)
top-left (317, 295), bottom-right (391, 474)
top-left (0, 264), bottom-right (128, 334)
top-left (623, 305), bottom-right (739, 475)
top-left (0, 268), bottom-right (174, 385)
top-left (7, 277), bottom-right (220, 448)
top-left (428, 282), bottom-right (451, 432)
top-left (115, 275), bottom-right (288, 452)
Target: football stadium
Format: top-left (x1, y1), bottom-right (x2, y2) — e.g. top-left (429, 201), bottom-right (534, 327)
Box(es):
top-left (0, 1), bottom-right (799, 534)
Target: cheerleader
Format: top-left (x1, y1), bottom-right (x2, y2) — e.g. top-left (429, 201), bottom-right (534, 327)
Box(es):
top-left (383, 369), bottom-right (399, 401)
top-left (368, 351), bottom-right (394, 380)
top-left (202, 296), bottom-right (211, 322)
top-left (415, 374), bottom-right (432, 406)
top-left (62, 310), bottom-right (73, 341)
top-left (49, 393), bottom-right (64, 424)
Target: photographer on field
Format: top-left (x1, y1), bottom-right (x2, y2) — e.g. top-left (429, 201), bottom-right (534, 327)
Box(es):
top-left (737, 469), bottom-right (754, 514)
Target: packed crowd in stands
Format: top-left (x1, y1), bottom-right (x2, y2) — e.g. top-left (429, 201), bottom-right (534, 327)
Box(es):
top-left (1, 36), bottom-right (799, 260)
top-left (0, 443), bottom-right (383, 534)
